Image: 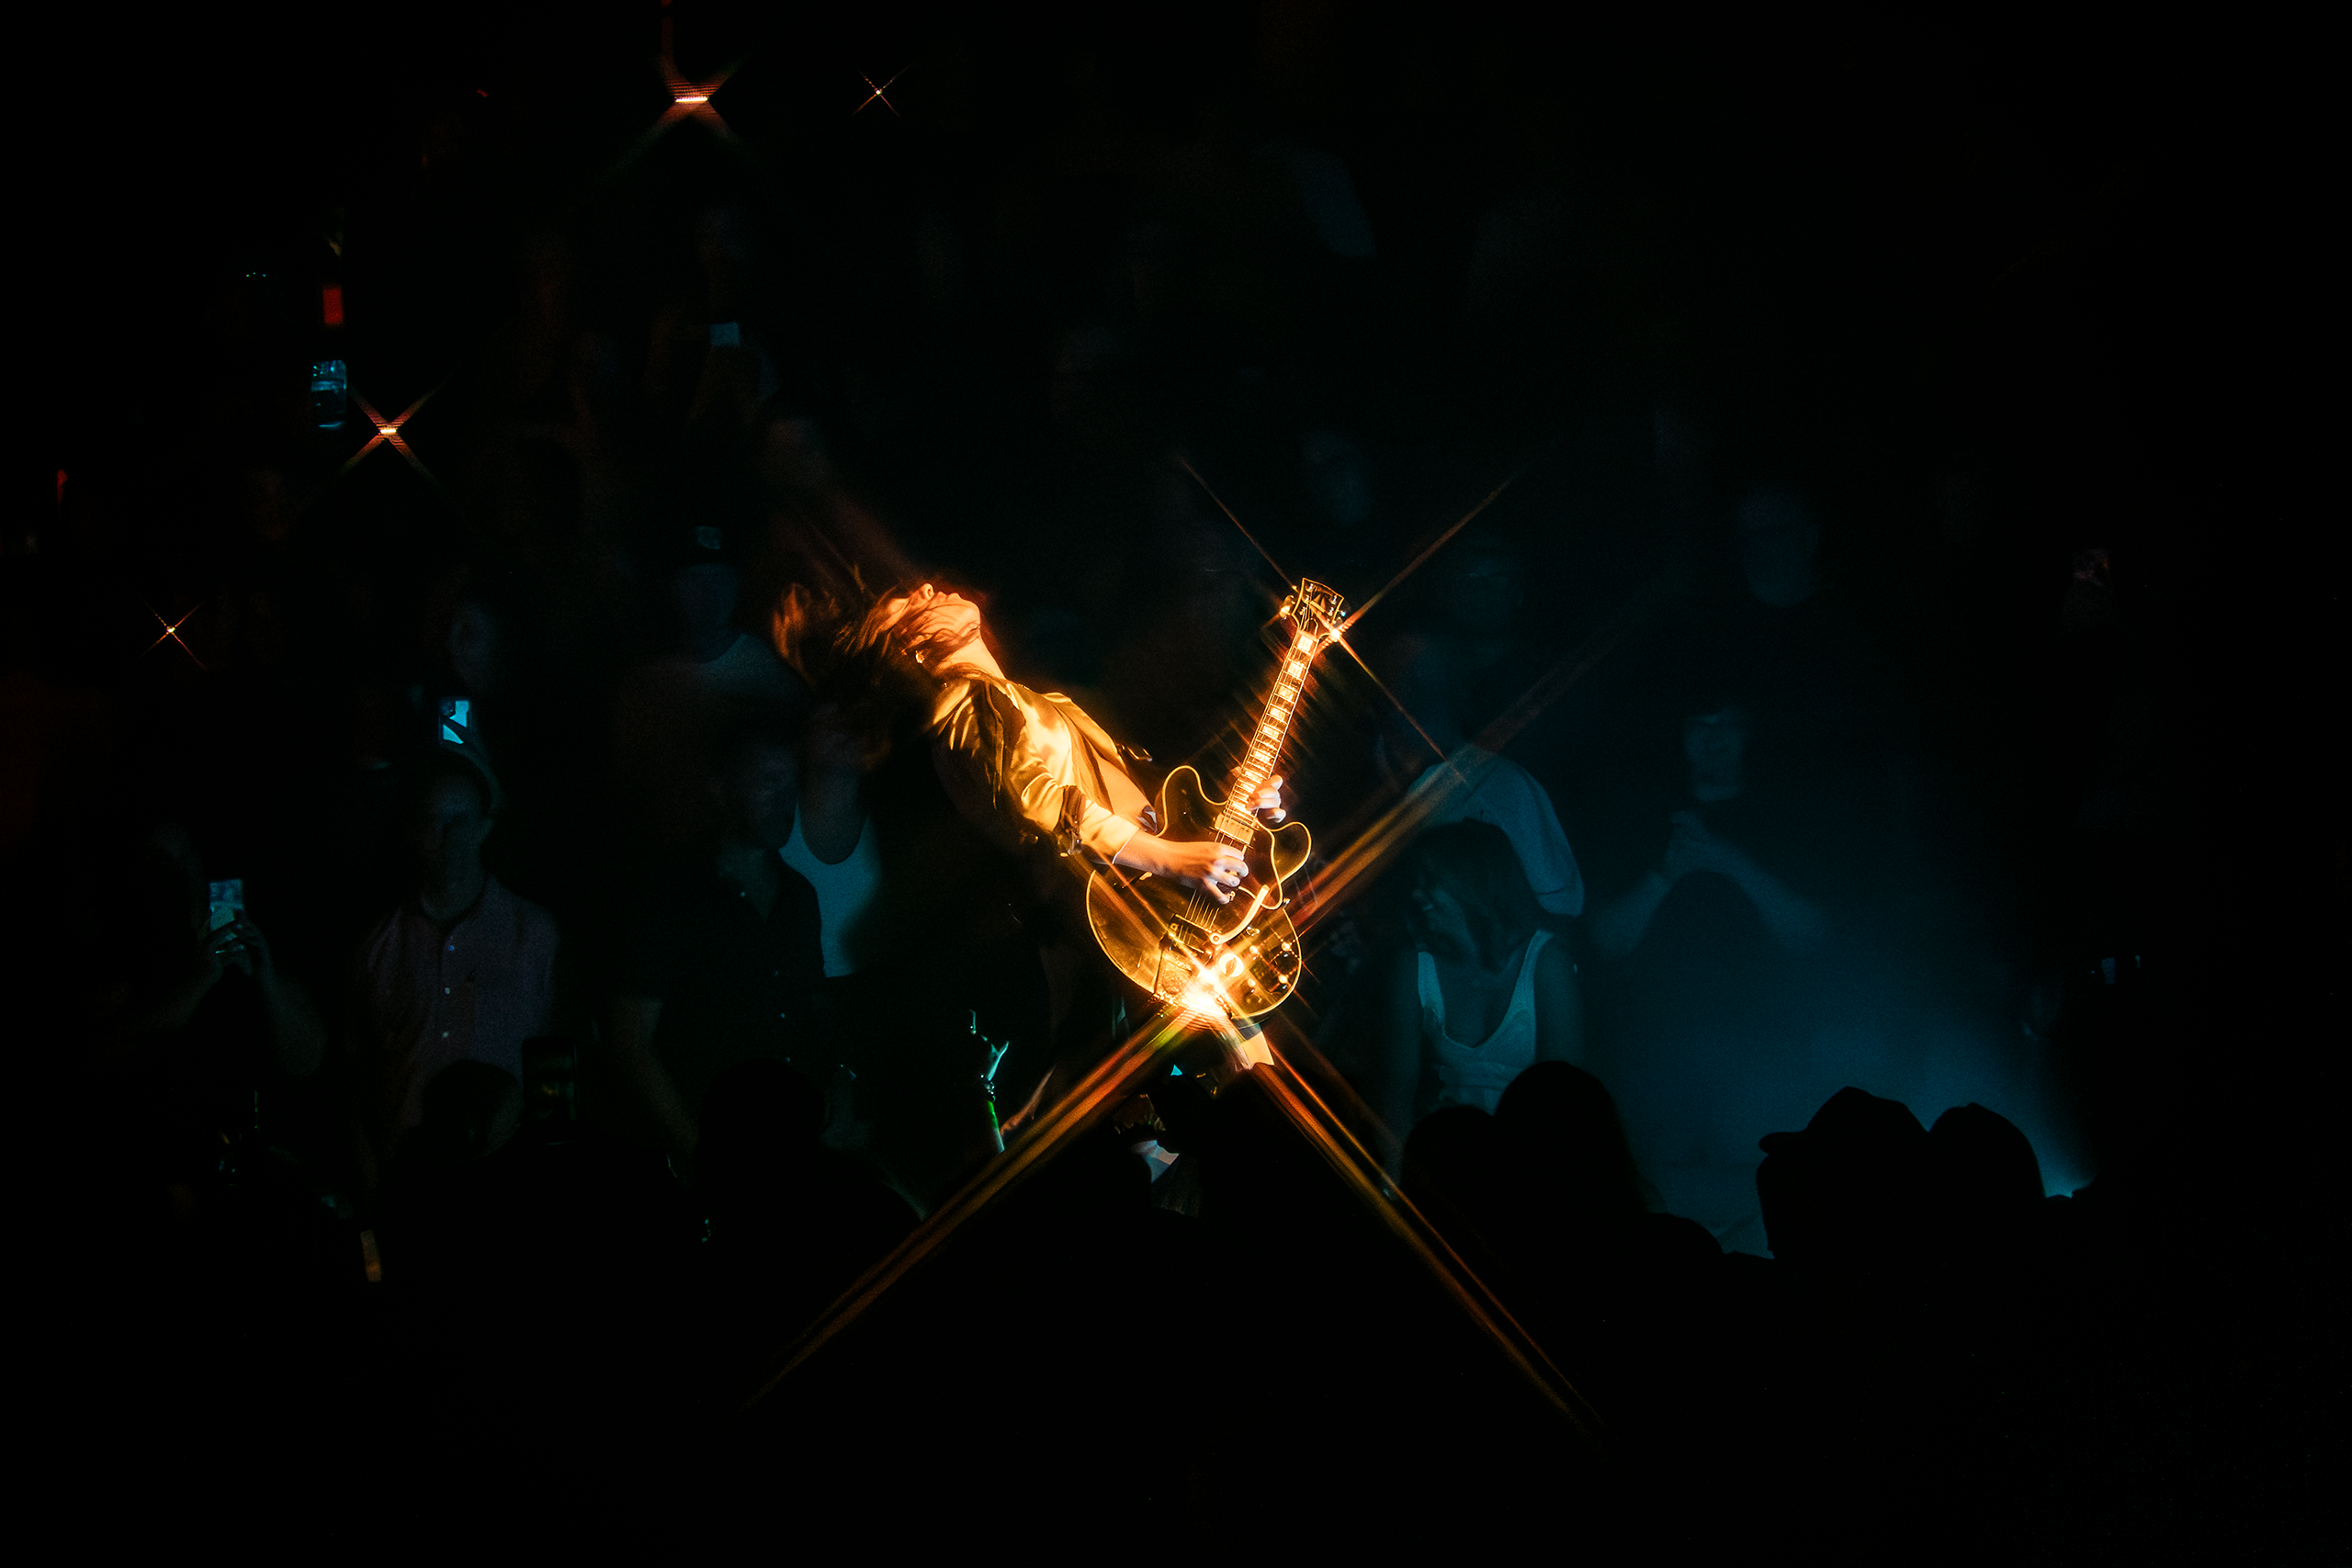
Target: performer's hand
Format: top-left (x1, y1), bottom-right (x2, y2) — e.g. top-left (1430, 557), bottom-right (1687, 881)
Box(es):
top-left (1246, 773), bottom-right (1286, 822)
top-left (1115, 834), bottom-right (1250, 903)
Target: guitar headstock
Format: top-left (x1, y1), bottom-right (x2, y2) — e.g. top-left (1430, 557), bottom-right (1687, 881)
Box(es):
top-left (1280, 580), bottom-right (1348, 651)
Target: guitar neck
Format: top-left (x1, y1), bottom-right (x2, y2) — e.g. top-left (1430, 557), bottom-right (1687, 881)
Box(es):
top-left (1216, 626), bottom-right (1322, 841)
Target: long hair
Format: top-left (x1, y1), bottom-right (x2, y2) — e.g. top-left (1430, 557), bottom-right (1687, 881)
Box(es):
top-left (767, 575), bottom-right (940, 758)
top-left (1404, 819), bottom-right (1542, 970)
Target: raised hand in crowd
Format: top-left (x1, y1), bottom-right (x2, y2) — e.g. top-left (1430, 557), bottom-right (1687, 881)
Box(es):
top-left (1591, 809), bottom-right (1825, 959)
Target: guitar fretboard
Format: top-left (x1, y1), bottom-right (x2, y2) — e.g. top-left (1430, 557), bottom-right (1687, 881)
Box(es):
top-left (1216, 627), bottom-right (1323, 844)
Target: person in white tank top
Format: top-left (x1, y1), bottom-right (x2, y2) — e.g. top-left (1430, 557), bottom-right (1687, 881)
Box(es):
top-left (1376, 822), bottom-right (1584, 1154)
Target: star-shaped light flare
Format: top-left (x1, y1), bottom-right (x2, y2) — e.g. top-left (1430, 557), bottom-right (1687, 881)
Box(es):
top-left (647, 0), bottom-right (743, 137)
top-left (337, 384), bottom-right (446, 484)
top-left (141, 597), bottom-right (206, 670)
top-left (854, 67), bottom-right (907, 117)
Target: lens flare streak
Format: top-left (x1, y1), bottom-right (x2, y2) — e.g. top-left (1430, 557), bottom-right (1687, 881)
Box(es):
top-left (335, 380), bottom-right (450, 485)
top-left (1339, 455), bottom-right (1544, 638)
top-left (744, 1001), bottom-right (1201, 1408)
top-left (744, 464), bottom-right (1661, 1435)
top-left (1254, 1020), bottom-right (1613, 1450)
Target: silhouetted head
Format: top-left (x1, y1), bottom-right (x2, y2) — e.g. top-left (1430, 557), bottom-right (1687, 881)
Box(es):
top-left (1495, 1062), bottom-right (1647, 1228)
top-left (1403, 820), bottom-right (1541, 971)
top-left (1758, 1087), bottom-right (1931, 1269)
top-left (1930, 1103), bottom-right (2045, 1257)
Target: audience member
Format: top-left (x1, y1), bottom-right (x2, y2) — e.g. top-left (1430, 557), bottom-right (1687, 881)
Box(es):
top-left (1582, 699), bottom-right (1841, 1236)
top-left (1755, 1086), bottom-right (1933, 1270)
top-left (352, 748), bottom-right (563, 1175)
top-left (1929, 1101), bottom-right (2048, 1264)
top-left (1587, 704), bottom-right (1824, 961)
top-left (1374, 822), bottom-right (1583, 1160)
top-left (607, 712), bottom-right (823, 1156)
top-left (1375, 637), bottom-right (1587, 918)
top-left (610, 520), bottom-right (808, 846)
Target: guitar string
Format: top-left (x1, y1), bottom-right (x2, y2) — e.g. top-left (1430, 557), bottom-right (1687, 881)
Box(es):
top-left (1175, 605), bottom-right (1333, 1003)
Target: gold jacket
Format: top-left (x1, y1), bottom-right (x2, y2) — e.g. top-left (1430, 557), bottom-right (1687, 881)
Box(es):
top-left (924, 674), bottom-right (1151, 864)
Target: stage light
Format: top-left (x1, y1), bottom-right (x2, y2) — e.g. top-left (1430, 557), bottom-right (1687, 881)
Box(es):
top-left (141, 598), bottom-right (206, 670)
top-left (855, 68), bottom-right (907, 117)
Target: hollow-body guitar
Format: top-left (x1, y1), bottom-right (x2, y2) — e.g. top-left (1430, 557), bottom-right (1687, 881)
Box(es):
top-left (1085, 581), bottom-right (1346, 1019)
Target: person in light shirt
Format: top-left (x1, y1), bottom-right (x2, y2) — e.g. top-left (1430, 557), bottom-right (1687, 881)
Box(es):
top-left (1373, 643), bottom-right (1586, 919)
top-left (354, 750), bottom-right (561, 1168)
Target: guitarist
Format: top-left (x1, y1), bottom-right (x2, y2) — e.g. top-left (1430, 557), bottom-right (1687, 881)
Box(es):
top-left (797, 581), bottom-right (1283, 1125)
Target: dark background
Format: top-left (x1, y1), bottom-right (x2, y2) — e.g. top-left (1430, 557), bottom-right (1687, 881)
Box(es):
top-left (7, 5), bottom-right (2336, 1532)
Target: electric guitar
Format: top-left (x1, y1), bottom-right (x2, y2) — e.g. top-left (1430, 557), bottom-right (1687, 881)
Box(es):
top-left (1085, 580), bottom-right (1347, 1019)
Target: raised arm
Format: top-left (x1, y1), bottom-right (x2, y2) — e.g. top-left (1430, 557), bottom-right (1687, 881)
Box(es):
top-left (1674, 811), bottom-right (1826, 953)
top-left (1588, 867), bottom-right (1675, 960)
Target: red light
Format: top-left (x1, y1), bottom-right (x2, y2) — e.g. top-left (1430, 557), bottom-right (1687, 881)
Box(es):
top-left (321, 284), bottom-right (345, 327)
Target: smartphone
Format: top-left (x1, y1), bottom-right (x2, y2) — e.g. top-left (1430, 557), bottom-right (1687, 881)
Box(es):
top-left (440, 696), bottom-right (471, 745)
top-left (207, 878), bottom-right (245, 933)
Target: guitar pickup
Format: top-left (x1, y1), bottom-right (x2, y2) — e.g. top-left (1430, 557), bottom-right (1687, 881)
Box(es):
top-left (1160, 922), bottom-right (1216, 965)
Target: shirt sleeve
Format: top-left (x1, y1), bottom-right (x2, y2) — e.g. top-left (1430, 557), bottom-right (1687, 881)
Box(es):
top-left (928, 677), bottom-right (1142, 862)
top-left (1479, 761), bottom-right (1588, 918)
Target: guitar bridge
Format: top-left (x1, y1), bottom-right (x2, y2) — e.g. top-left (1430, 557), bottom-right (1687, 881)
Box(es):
top-left (1152, 919), bottom-right (1298, 1012)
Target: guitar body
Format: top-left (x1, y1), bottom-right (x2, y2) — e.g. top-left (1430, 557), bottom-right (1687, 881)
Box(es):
top-left (1085, 764), bottom-right (1310, 1018)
